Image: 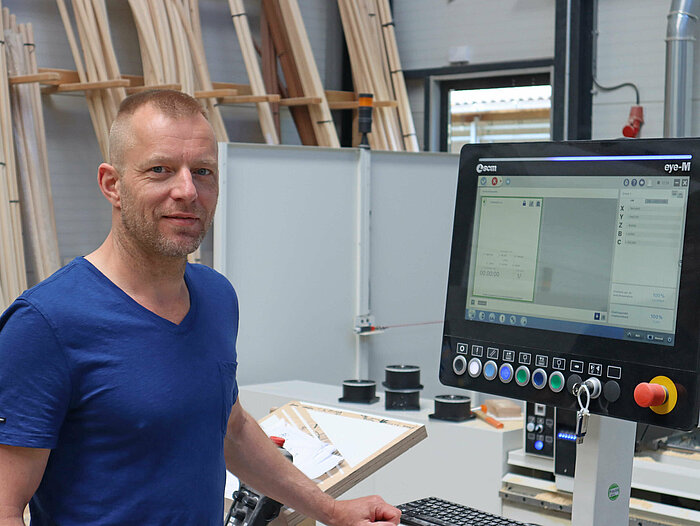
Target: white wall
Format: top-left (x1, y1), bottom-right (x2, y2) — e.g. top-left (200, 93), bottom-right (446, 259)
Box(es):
top-left (3, 0), bottom-right (343, 266)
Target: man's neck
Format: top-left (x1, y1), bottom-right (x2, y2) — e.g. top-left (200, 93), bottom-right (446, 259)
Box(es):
top-left (85, 231), bottom-right (191, 324)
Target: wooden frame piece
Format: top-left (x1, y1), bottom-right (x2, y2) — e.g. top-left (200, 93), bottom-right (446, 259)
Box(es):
top-left (228, 0), bottom-right (280, 145)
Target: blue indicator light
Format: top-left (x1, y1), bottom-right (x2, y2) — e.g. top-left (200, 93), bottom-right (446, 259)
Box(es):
top-left (533, 371), bottom-right (545, 385)
top-left (534, 440), bottom-right (544, 451)
top-left (500, 367), bottom-right (512, 381)
top-left (484, 362), bottom-right (497, 377)
top-left (557, 432), bottom-right (577, 441)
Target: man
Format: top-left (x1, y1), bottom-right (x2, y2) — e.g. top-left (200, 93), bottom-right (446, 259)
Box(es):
top-left (0, 90), bottom-right (402, 526)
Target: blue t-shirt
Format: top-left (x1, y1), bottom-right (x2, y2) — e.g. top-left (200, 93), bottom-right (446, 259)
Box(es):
top-left (0, 257), bottom-right (239, 525)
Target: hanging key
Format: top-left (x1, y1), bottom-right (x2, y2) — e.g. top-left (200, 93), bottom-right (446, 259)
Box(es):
top-left (575, 407), bottom-right (589, 444)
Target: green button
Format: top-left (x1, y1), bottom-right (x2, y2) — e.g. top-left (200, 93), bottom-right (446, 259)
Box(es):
top-left (550, 374), bottom-right (563, 390)
top-left (516, 369), bottom-right (529, 384)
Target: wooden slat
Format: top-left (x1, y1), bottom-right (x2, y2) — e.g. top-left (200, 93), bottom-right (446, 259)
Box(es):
top-left (278, 96), bottom-right (321, 106)
top-left (8, 72), bottom-right (61, 85)
top-left (277, 0), bottom-right (339, 148)
top-left (125, 83), bottom-right (181, 94)
top-left (261, 0), bottom-right (317, 146)
top-left (376, 0), bottom-right (419, 151)
top-left (55, 78), bottom-right (130, 92)
top-left (228, 0), bottom-right (280, 145)
top-left (193, 88), bottom-right (239, 99)
top-left (260, 6), bottom-right (281, 138)
top-left (218, 94), bottom-right (281, 104)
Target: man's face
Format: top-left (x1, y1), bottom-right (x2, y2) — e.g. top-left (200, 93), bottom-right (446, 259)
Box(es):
top-left (116, 106), bottom-right (219, 258)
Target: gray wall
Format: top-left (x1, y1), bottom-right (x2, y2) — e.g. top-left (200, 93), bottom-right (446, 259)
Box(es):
top-left (216, 144), bottom-right (461, 397)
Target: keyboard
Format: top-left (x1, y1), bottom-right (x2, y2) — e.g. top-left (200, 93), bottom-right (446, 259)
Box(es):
top-left (397, 497), bottom-right (532, 526)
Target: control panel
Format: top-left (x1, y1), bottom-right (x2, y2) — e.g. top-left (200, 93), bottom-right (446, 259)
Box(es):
top-left (441, 139), bottom-right (700, 431)
top-left (525, 402), bottom-right (554, 457)
top-left (443, 336), bottom-right (697, 429)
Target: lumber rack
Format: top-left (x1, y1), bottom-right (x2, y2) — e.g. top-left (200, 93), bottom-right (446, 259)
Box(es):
top-left (10, 67), bottom-right (395, 111)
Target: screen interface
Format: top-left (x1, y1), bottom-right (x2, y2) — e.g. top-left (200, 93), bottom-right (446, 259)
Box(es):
top-left (465, 164), bottom-right (690, 347)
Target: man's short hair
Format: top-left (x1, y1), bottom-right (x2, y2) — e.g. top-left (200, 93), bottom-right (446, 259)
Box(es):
top-left (108, 90), bottom-right (210, 172)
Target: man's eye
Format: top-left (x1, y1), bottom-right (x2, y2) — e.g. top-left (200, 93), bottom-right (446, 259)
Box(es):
top-left (194, 168), bottom-right (212, 176)
top-left (151, 166), bottom-right (165, 174)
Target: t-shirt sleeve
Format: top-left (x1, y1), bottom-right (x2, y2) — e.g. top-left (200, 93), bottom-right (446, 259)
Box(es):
top-left (0, 299), bottom-right (72, 448)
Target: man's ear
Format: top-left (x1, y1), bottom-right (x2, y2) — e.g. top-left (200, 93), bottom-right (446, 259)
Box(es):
top-left (98, 163), bottom-right (121, 208)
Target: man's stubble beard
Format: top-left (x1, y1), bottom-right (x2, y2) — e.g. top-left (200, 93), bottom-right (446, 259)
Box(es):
top-left (118, 182), bottom-right (214, 258)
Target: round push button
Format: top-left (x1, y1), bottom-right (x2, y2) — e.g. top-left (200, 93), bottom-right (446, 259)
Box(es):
top-left (483, 360), bottom-right (497, 381)
top-left (468, 358), bottom-right (482, 378)
top-left (549, 371), bottom-right (565, 393)
top-left (499, 363), bottom-right (514, 383)
top-left (532, 368), bottom-right (547, 390)
top-left (603, 380), bottom-right (621, 403)
top-left (634, 382), bottom-right (667, 407)
top-left (515, 366), bottom-right (530, 386)
top-left (452, 355), bottom-right (467, 376)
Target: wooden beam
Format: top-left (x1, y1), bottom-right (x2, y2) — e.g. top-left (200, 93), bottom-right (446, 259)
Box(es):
top-left (55, 78), bottom-right (130, 92)
top-left (228, 0), bottom-right (280, 144)
top-left (262, 0), bottom-right (317, 146)
top-left (219, 94), bottom-right (281, 104)
top-left (126, 83), bottom-right (181, 94)
top-left (193, 88), bottom-right (239, 99)
top-left (278, 96), bottom-right (321, 106)
top-left (8, 72), bottom-right (61, 85)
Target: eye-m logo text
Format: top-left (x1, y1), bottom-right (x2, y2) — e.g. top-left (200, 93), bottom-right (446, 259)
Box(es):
top-left (476, 163), bottom-right (497, 174)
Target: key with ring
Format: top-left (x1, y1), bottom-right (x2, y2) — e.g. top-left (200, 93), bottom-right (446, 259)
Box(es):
top-left (575, 407), bottom-right (589, 444)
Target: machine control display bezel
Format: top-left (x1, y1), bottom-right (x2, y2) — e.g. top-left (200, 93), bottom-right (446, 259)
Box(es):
top-left (440, 139), bottom-right (700, 430)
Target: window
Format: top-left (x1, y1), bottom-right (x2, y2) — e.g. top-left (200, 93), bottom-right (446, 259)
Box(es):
top-left (440, 72), bottom-right (552, 152)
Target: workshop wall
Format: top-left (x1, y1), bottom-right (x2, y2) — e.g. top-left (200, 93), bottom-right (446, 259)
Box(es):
top-left (394, 0), bottom-right (700, 144)
top-left (3, 0), bottom-right (343, 266)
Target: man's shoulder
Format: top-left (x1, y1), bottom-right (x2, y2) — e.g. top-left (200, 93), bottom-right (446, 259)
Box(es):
top-left (22, 258), bottom-right (93, 304)
top-left (186, 263), bottom-right (235, 292)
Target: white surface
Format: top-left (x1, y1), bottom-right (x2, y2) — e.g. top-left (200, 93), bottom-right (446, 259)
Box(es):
top-left (239, 380), bottom-right (522, 514)
top-left (306, 408), bottom-right (406, 467)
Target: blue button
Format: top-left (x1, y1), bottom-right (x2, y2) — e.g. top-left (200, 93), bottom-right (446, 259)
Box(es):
top-left (483, 361), bottom-right (497, 380)
top-left (499, 364), bottom-right (513, 383)
top-left (534, 440), bottom-right (544, 451)
top-left (532, 369), bottom-right (547, 389)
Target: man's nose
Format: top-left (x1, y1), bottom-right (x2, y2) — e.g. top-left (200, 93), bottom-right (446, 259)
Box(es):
top-left (171, 168), bottom-right (198, 201)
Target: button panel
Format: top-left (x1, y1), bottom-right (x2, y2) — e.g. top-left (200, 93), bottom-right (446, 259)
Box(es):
top-left (450, 340), bottom-right (626, 402)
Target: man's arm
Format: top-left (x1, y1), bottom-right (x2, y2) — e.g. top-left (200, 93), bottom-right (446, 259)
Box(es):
top-left (224, 400), bottom-right (401, 526)
top-left (0, 445), bottom-right (49, 525)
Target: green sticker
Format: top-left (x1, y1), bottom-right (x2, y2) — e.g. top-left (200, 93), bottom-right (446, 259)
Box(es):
top-left (608, 483), bottom-right (620, 501)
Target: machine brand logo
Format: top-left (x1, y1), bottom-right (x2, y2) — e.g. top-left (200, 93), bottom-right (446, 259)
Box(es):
top-left (476, 163), bottom-right (497, 174)
top-left (608, 483), bottom-right (620, 501)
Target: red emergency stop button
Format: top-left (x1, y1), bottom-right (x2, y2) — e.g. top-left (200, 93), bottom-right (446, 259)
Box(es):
top-left (634, 382), bottom-right (667, 408)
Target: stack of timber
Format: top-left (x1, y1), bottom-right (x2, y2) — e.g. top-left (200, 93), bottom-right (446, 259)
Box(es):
top-left (338, 0), bottom-right (418, 151)
top-left (227, 0), bottom-right (279, 145)
top-left (0, 3), bottom-right (27, 309)
top-left (262, 0), bottom-right (339, 148)
top-left (127, 0), bottom-right (229, 142)
top-left (55, 0), bottom-right (128, 160)
top-left (3, 10), bottom-right (61, 291)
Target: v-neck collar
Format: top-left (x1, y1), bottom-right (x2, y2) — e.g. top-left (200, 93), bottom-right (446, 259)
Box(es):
top-left (77, 257), bottom-right (197, 333)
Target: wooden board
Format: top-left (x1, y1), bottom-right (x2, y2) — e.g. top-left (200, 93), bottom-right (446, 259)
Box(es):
top-left (260, 401), bottom-right (427, 526)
